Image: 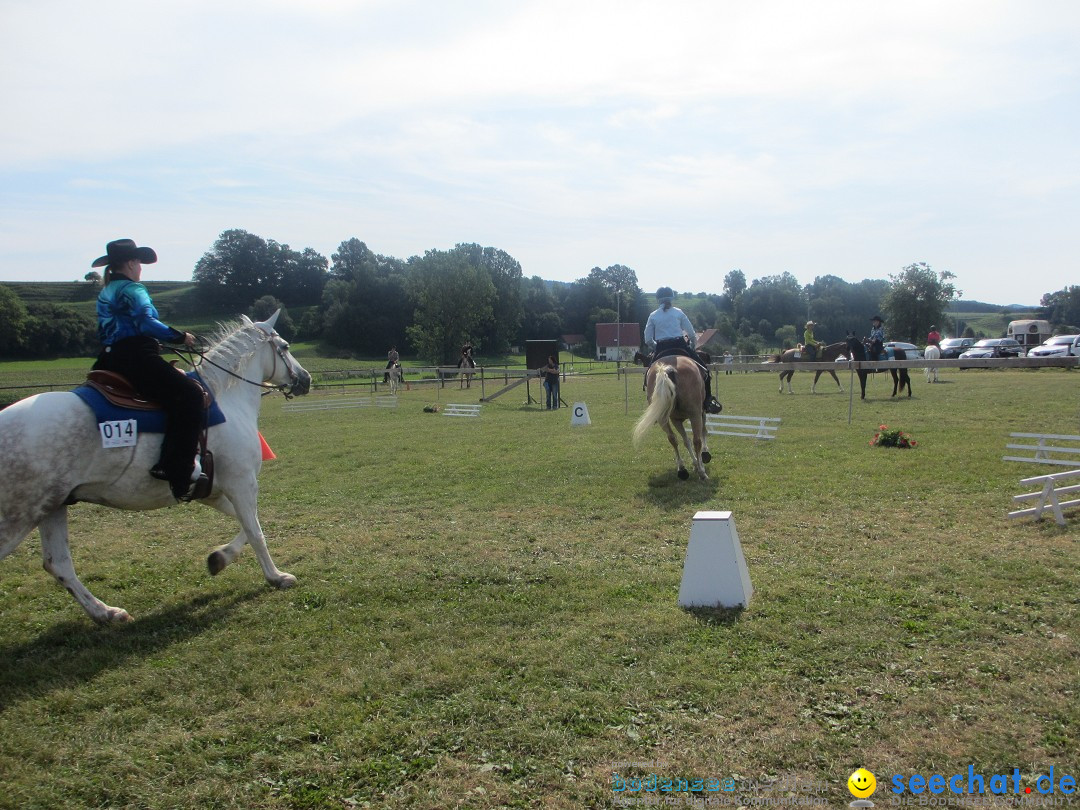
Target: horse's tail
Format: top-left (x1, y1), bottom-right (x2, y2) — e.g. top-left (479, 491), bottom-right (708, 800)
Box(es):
top-left (632, 365), bottom-right (676, 447)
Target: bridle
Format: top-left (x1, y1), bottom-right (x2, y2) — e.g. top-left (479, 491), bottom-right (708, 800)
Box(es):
top-left (170, 327), bottom-right (304, 399)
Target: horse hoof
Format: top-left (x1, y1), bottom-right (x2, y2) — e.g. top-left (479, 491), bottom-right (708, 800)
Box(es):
top-left (207, 550), bottom-right (228, 576)
top-left (274, 573), bottom-right (298, 590)
top-left (678, 468), bottom-right (689, 480)
top-left (94, 606), bottom-right (132, 624)
top-left (701, 450), bottom-right (712, 464)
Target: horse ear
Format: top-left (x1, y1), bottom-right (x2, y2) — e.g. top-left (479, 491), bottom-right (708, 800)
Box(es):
top-left (241, 314), bottom-right (254, 327)
top-left (260, 309), bottom-right (281, 330)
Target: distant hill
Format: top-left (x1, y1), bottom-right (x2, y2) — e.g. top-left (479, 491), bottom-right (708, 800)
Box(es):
top-left (1, 280), bottom-right (246, 333)
top-left (948, 299), bottom-right (1038, 313)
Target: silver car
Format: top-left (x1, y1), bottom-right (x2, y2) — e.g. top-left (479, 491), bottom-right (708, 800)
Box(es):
top-left (1027, 334), bottom-right (1080, 358)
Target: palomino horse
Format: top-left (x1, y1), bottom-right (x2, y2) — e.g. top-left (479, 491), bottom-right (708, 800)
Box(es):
top-left (0, 311), bottom-right (312, 624)
top-left (924, 344), bottom-right (940, 383)
top-left (632, 355), bottom-right (711, 480)
top-left (767, 341), bottom-right (848, 393)
top-left (844, 334), bottom-right (913, 399)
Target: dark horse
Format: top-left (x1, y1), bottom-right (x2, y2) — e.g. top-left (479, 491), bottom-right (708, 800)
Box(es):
top-left (845, 334), bottom-right (913, 399)
top-left (767, 341), bottom-right (848, 394)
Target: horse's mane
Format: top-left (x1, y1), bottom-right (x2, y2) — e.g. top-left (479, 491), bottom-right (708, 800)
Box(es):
top-left (199, 320), bottom-right (266, 392)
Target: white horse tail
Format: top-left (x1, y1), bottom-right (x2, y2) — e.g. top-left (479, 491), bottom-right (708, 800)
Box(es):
top-left (632, 365), bottom-right (677, 447)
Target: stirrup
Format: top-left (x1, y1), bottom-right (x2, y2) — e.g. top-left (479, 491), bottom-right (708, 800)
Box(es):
top-left (178, 473), bottom-right (212, 502)
top-left (705, 397), bottom-right (723, 414)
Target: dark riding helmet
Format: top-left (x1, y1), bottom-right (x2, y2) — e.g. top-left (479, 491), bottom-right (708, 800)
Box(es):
top-left (656, 286), bottom-right (674, 303)
top-left (871, 315), bottom-right (884, 323)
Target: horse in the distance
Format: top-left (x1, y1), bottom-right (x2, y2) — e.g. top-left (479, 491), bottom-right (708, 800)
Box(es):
top-left (924, 344), bottom-right (940, 383)
top-left (457, 354), bottom-right (476, 389)
top-left (767, 341), bottom-right (849, 394)
top-left (387, 362), bottom-right (402, 394)
top-left (632, 355), bottom-right (711, 481)
top-left (845, 334), bottom-right (913, 399)
top-left (0, 311), bottom-right (312, 624)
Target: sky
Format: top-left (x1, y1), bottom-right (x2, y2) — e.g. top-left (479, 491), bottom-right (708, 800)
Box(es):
top-left (1, 0), bottom-right (1077, 306)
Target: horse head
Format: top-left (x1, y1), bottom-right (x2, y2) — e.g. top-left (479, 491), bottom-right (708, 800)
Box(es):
top-left (240, 311), bottom-right (312, 397)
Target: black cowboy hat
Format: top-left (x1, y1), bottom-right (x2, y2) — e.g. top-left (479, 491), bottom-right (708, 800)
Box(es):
top-left (91, 238), bottom-right (158, 268)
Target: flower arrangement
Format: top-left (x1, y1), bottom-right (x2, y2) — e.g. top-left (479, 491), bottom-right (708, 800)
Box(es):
top-left (870, 424), bottom-right (917, 448)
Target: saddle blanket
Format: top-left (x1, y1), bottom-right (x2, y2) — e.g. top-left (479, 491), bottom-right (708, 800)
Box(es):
top-left (72, 379), bottom-right (227, 434)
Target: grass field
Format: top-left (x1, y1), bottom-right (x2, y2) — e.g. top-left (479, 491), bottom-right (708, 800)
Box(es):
top-left (0, 362), bottom-right (1078, 809)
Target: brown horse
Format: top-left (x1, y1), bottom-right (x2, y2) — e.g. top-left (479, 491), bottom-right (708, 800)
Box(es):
top-left (632, 355), bottom-right (711, 480)
top-left (767, 341), bottom-right (848, 394)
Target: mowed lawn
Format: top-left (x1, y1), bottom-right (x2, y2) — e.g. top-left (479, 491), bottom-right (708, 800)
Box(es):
top-left (0, 364), bottom-right (1077, 809)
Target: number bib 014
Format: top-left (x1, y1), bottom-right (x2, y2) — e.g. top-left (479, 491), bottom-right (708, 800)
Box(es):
top-left (99, 419), bottom-right (137, 448)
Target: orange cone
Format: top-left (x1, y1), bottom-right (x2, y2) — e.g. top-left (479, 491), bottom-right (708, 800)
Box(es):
top-left (258, 431), bottom-right (276, 460)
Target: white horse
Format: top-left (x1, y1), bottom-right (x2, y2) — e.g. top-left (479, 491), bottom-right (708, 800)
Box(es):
top-left (387, 363), bottom-right (402, 394)
top-left (924, 344), bottom-right (940, 383)
top-left (0, 311), bottom-right (311, 624)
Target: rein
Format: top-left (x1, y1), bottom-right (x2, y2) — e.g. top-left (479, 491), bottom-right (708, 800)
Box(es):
top-left (168, 332), bottom-right (300, 399)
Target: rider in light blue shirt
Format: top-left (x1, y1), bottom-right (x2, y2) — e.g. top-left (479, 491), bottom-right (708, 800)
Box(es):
top-left (868, 315), bottom-right (885, 361)
top-left (97, 277), bottom-right (184, 346)
top-left (90, 239), bottom-right (207, 501)
top-left (643, 286), bottom-right (722, 414)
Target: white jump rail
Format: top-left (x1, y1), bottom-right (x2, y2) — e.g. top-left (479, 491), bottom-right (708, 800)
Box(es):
top-left (443, 403), bottom-right (481, 418)
top-left (706, 414), bottom-right (781, 440)
top-left (1003, 433), bottom-right (1080, 468)
top-left (1009, 469), bottom-right (1080, 526)
top-left (283, 394), bottom-right (398, 412)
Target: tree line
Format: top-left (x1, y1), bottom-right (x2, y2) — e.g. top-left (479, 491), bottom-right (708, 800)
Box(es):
top-left (2, 227), bottom-right (1077, 360)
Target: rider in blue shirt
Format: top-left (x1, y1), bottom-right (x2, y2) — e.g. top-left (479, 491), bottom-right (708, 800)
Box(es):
top-left (868, 315), bottom-right (886, 361)
top-left (90, 239), bottom-right (208, 501)
top-left (643, 287), bottom-right (722, 414)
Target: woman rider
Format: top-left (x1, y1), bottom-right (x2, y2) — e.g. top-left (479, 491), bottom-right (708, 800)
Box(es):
top-left (868, 315), bottom-right (886, 361)
top-left (91, 239), bottom-right (208, 500)
top-left (803, 320), bottom-right (825, 360)
top-left (643, 286), bottom-right (722, 414)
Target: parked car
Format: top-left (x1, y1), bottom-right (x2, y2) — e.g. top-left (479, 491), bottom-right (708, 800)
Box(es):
top-left (937, 337), bottom-right (975, 359)
top-left (1027, 334), bottom-right (1080, 358)
top-left (958, 338), bottom-right (1024, 364)
top-left (883, 341), bottom-right (923, 359)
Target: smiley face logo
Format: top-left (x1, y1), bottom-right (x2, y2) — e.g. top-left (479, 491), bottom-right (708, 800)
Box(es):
top-left (848, 768), bottom-right (876, 799)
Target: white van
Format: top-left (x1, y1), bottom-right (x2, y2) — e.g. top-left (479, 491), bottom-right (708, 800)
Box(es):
top-left (1006, 319), bottom-right (1052, 355)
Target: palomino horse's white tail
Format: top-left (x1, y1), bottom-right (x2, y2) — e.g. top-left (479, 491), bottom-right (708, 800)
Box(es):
top-left (632, 365), bottom-right (676, 446)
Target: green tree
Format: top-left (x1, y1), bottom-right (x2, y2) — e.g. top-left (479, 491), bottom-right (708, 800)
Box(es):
top-left (0, 286), bottom-right (29, 356)
top-left (739, 272), bottom-right (805, 340)
top-left (723, 269), bottom-right (746, 301)
top-left (521, 277), bottom-right (561, 342)
top-left (451, 244), bottom-right (523, 354)
top-left (1040, 285), bottom-right (1080, 330)
top-left (405, 250), bottom-right (495, 365)
top-left (250, 295), bottom-right (295, 340)
top-left (774, 325), bottom-right (797, 350)
top-left (881, 263), bottom-right (960, 342)
top-left (21, 303), bottom-right (97, 358)
top-left (194, 229), bottom-right (276, 309)
top-left (320, 239), bottom-right (409, 355)
top-left (194, 230), bottom-right (328, 311)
